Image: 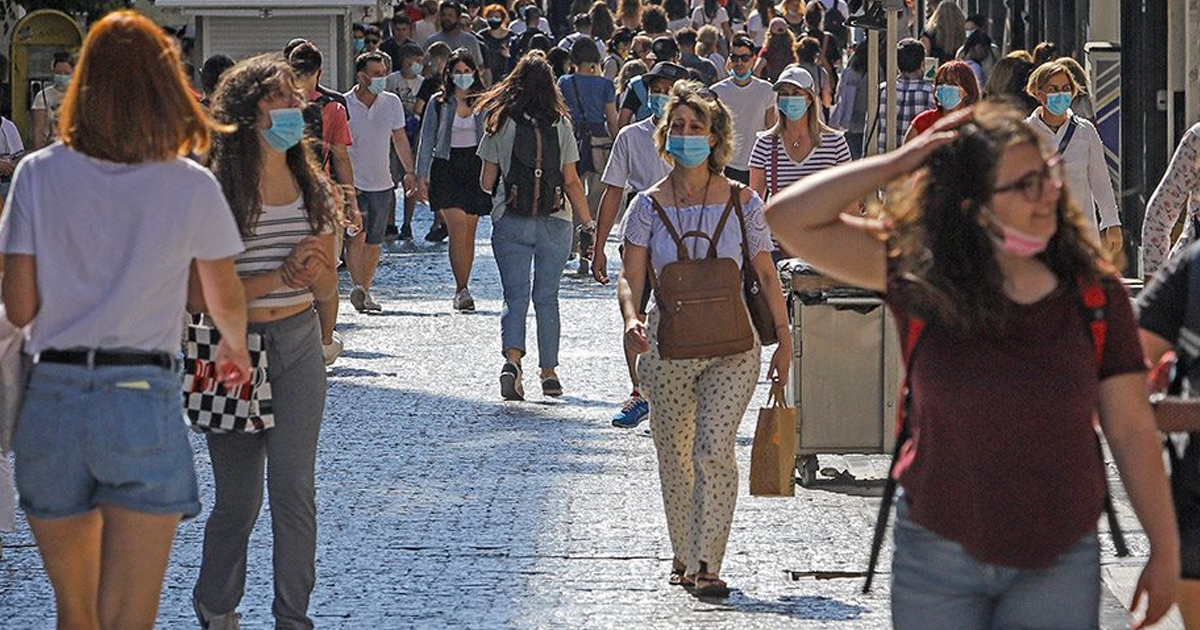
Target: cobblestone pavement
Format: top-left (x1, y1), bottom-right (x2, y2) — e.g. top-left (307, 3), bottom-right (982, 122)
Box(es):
top-left (0, 205), bottom-right (1156, 629)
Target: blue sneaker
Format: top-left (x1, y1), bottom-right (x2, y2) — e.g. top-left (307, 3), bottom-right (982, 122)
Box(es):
top-left (612, 395), bottom-right (649, 428)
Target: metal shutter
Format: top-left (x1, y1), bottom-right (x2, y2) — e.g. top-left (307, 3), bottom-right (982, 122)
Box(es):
top-left (203, 14), bottom-right (340, 87)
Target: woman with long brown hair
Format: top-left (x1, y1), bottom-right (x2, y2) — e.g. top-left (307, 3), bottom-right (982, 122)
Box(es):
top-left (0, 11), bottom-right (250, 629)
top-left (766, 103), bottom-right (1179, 628)
top-left (190, 54), bottom-right (338, 629)
top-left (476, 52), bottom-right (593, 401)
top-left (754, 18), bottom-right (797, 83)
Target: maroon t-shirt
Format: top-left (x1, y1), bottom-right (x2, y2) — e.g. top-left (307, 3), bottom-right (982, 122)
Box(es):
top-left (883, 271), bottom-right (1145, 569)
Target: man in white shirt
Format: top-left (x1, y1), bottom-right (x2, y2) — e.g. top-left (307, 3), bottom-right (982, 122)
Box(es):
top-left (592, 61), bottom-right (686, 430)
top-left (31, 52), bottom-right (74, 150)
top-left (710, 35), bottom-right (777, 185)
top-left (344, 52), bottom-right (417, 313)
top-left (1024, 61), bottom-right (1121, 252)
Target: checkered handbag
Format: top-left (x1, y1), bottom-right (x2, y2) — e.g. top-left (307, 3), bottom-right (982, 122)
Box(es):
top-left (182, 319), bottom-right (274, 434)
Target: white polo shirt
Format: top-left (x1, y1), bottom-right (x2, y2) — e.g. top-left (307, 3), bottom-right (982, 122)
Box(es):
top-left (344, 88), bottom-right (407, 192)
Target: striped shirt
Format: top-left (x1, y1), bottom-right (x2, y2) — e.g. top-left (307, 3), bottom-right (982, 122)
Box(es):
top-left (748, 131), bottom-right (853, 198)
top-left (234, 198), bottom-right (321, 309)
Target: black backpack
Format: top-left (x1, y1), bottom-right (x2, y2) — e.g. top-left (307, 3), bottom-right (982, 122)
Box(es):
top-left (503, 117), bottom-right (564, 217)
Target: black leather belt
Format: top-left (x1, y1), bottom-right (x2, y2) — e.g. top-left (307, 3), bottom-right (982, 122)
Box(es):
top-left (38, 349), bottom-right (175, 370)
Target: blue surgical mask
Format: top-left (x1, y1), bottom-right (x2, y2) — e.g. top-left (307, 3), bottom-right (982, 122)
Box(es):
top-left (965, 28), bottom-right (976, 39)
top-left (369, 76), bottom-right (387, 95)
top-left (261, 108), bottom-right (306, 152)
top-left (53, 74), bottom-right (70, 90)
top-left (647, 93), bottom-right (670, 119)
top-left (354, 38), bottom-right (366, 54)
top-left (452, 73), bottom-right (475, 90)
top-left (1045, 91), bottom-right (1073, 117)
top-left (409, 62), bottom-right (424, 75)
top-left (935, 84), bottom-right (963, 110)
top-left (732, 68), bottom-right (753, 82)
top-left (666, 134), bottom-right (711, 168)
top-left (778, 95), bottom-right (809, 121)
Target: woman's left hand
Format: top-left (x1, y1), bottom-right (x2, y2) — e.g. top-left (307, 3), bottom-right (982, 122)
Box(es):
top-left (767, 338), bottom-right (790, 384)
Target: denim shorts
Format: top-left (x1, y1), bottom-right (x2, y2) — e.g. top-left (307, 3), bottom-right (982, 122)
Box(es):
top-left (13, 361), bottom-right (201, 520)
top-left (357, 188), bottom-right (396, 245)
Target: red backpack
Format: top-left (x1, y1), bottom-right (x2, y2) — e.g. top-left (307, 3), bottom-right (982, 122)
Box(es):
top-left (862, 275), bottom-right (1130, 592)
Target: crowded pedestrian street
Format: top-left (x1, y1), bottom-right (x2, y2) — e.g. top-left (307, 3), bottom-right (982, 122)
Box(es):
top-left (0, 208), bottom-right (1175, 629)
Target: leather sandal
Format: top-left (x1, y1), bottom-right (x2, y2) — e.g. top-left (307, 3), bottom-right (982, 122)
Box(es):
top-left (692, 574), bottom-right (730, 598)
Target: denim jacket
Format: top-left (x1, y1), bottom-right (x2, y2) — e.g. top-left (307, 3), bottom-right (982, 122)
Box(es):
top-left (415, 92), bottom-right (487, 179)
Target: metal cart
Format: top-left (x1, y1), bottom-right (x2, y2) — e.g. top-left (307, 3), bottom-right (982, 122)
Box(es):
top-left (786, 267), bottom-right (903, 486)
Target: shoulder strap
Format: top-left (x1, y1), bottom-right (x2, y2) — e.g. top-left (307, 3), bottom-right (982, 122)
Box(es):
top-left (648, 195), bottom-right (690, 261)
top-left (772, 134), bottom-right (782, 196)
top-left (1057, 116), bottom-right (1079, 156)
top-left (1073, 273), bottom-right (1132, 558)
top-left (569, 75), bottom-right (589, 126)
top-left (864, 312), bottom-right (926, 593)
top-left (703, 193), bottom-right (738, 259)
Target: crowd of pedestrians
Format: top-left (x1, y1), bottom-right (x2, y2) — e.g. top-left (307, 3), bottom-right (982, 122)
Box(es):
top-left (2, 1), bottom-right (1200, 628)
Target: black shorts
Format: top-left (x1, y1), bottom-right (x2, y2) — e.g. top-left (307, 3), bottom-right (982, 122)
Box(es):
top-left (430, 147), bottom-right (492, 216)
top-left (1170, 437), bottom-right (1200, 578)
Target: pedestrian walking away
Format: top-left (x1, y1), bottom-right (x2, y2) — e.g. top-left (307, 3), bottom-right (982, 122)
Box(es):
top-left (710, 34), bottom-right (777, 188)
top-left (1142, 121), bottom-right (1200, 280)
top-left (344, 51), bottom-right (418, 314)
top-left (1137, 242), bottom-right (1200, 629)
top-left (618, 81), bottom-right (791, 598)
top-left (593, 61), bottom-right (686, 429)
top-left (748, 65), bottom-right (851, 258)
top-left (765, 103), bottom-right (1180, 629)
top-left (558, 35), bottom-right (618, 276)
top-left (191, 54), bottom-right (339, 630)
top-left (416, 49), bottom-right (490, 312)
top-left (1025, 60), bottom-right (1122, 253)
top-left (868, 37), bottom-right (934, 155)
top-left (0, 12), bottom-right (252, 630)
top-left (476, 51), bottom-right (594, 401)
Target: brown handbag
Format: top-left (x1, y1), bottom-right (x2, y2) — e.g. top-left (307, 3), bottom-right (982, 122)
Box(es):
top-left (730, 185), bottom-right (779, 346)
top-left (649, 195), bottom-right (756, 360)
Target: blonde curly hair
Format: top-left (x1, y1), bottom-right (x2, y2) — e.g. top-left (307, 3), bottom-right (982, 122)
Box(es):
top-left (653, 80), bottom-right (736, 174)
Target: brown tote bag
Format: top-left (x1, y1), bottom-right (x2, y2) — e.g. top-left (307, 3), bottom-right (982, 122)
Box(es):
top-left (750, 382), bottom-right (798, 496)
top-left (649, 195), bottom-right (755, 360)
top-left (730, 184), bottom-right (778, 346)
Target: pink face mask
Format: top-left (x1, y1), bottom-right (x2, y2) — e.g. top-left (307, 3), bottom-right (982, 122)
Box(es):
top-left (988, 218), bottom-right (1051, 257)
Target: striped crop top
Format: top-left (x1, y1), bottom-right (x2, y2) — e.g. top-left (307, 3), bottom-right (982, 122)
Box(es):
top-left (234, 197), bottom-right (325, 309)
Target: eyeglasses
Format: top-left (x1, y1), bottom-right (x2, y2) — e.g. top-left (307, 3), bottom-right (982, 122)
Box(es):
top-left (991, 156), bottom-right (1064, 202)
top-left (729, 53), bottom-right (754, 62)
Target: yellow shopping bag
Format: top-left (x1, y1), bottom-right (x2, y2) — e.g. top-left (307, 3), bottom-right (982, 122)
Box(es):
top-left (749, 382), bottom-right (797, 497)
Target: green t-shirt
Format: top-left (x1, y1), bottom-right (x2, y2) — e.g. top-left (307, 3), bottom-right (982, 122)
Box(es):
top-left (476, 116), bottom-right (580, 223)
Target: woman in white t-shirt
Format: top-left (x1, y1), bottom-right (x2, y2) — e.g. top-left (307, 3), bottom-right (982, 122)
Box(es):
top-left (190, 55), bottom-right (339, 630)
top-left (692, 0), bottom-right (734, 44)
top-left (0, 12), bottom-right (251, 629)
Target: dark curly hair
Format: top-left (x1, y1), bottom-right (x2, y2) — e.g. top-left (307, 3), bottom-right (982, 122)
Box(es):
top-left (208, 54), bottom-right (335, 236)
top-left (885, 102), bottom-right (1110, 336)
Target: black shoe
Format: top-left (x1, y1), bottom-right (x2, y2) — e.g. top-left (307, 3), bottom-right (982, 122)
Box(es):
top-left (384, 224), bottom-right (400, 243)
top-left (424, 224), bottom-right (448, 243)
top-left (398, 224), bottom-right (413, 241)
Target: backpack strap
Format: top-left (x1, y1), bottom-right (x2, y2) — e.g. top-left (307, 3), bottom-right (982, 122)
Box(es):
top-left (705, 190), bottom-right (739, 259)
top-left (863, 312), bottom-right (925, 593)
top-left (1057, 116), bottom-right (1079, 156)
top-left (1075, 273), bottom-right (1131, 559)
top-left (648, 195), bottom-right (691, 261)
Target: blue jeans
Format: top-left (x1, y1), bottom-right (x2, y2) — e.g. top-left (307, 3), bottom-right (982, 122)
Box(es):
top-left (490, 214), bottom-right (572, 369)
top-left (356, 188), bottom-right (396, 245)
top-left (14, 361), bottom-right (200, 519)
top-left (891, 498), bottom-right (1101, 630)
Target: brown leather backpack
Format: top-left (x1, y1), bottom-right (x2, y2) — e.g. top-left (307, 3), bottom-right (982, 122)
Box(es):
top-left (649, 194), bottom-right (755, 360)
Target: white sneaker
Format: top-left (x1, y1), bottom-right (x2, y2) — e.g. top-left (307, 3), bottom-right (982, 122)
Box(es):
top-left (362, 290), bottom-right (382, 313)
top-left (194, 598), bottom-right (241, 630)
top-left (322, 331), bottom-right (344, 366)
top-left (452, 288), bottom-right (476, 312)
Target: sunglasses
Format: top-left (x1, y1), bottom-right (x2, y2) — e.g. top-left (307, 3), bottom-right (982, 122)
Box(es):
top-left (991, 155), bottom-right (1065, 202)
top-left (729, 53), bottom-right (754, 62)
top-left (366, 39), bottom-right (380, 45)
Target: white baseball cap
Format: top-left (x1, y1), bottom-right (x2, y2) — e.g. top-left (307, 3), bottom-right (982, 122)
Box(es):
top-left (774, 65), bottom-right (815, 92)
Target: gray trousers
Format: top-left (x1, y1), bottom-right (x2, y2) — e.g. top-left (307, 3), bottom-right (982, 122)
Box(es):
top-left (194, 309), bottom-right (326, 630)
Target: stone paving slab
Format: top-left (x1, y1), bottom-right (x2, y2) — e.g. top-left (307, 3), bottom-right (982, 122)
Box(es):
top-left (0, 207), bottom-right (1151, 629)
